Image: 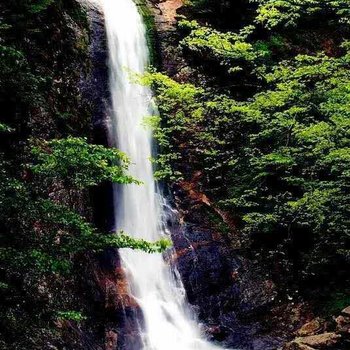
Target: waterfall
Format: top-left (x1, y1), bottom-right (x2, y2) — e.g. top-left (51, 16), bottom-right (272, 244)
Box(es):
top-left (102, 0), bottom-right (224, 349)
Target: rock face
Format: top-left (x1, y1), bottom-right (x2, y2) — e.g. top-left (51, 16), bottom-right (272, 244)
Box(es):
top-left (336, 307), bottom-right (350, 340)
top-left (171, 225), bottom-right (279, 349)
top-left (81, 3), bottom-right (110, 135)
top-left (105, 330), bottom-right (118, 350)
top-left (92, 250), bottom-right (144, 350)
top-left (168, 182), bottom-right (284, 349)
top-left (80, 1), bottom-right (115, 232)
top-left (152, 0), bottom-right (183, 32)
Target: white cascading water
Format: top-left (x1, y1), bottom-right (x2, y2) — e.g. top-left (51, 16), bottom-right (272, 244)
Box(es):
top-left (102, 0), bottom-right (224, 349)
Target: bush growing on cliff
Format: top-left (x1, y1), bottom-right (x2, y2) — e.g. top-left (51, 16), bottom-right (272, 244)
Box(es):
top-left (152, 0), bottom-right (350, 298)
top-left (31, 137), bottom-right (140, 187)
top-left (253, 0), bottom-right (350, 28)
top-left (144, 41), bottom-right (350, 289)
top-left (1, 136), bottom-right (168, 272)
top-left (179, 20), bottom-right (263, 74)
top-left (0, 134), bottom-right (170, 348)
top-left (0, 1), bottom-right (111, 348)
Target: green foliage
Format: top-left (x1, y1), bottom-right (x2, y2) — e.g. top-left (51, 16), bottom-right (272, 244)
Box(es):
top-left (179, 20), bottom-right (267, 74)
top-left (322, 292), bottom-right (350, 315)
top-left (144, 40), bottom-right (350, 285)
top-left (0, 138), bottom-right (169, 273)
top-left (0, 0), bottom-right (91, 139)
top-left (157, 0), bottom-right (350, 297)
top-left (252, 0), bottom-right (350, 28)
top-left (0, 1), bottom-right (105, 348)
top-left (31, 137), bottom-right (139, 187)
top-left (179, 0), bottom-right (350, 84)
top-left (140, 71), bottom-right (204, 180)
top-left (0, 123), bottom-right (13, 133)
top-left (0, 44), bottom-right (45, 104)
top-left (27, 0), bottom-right (55, 13)
top-left (0, 137), bottom-right (170, 348)
top-left (56, 310), bottom-right (86, 322)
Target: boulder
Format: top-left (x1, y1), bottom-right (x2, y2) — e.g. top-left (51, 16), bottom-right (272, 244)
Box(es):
top-left (298, 332), bottom-right (341, 348)
top-left (296, 319), bottom-right (323, 336)
top-left (341, 306), bottom-right (350, 317)
top-left (284, 342), bottom-right (315, 350)
top-left (335, 314), bottom-right (350, 334)
top-left (284, 332), bottom-right (341, 350)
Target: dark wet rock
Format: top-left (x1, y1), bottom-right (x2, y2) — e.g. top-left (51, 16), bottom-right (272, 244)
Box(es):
top-left (335, 310), bottom-right (350, 336)
top-left (252, 336), bottom-right (286, 350)
top-left (93, 249), bottom-right (144, 350)
top-left (80, 2), bottom-right (110, 133)
top-left (336, 315), bottom-right (350, 335)
top-left (105, 330), bottom-right (118, 350)
top-left (79, 1), bottom-right (115, 234)
top-left (170, 216), bottom-right (281, 350)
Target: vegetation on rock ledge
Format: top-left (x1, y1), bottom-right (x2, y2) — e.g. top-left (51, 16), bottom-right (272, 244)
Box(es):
top-left (146, 0), bottom-right (350, 308)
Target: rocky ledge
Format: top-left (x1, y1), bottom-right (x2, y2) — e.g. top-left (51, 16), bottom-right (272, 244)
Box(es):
top-left (284, 307), bottom-right (350, 350)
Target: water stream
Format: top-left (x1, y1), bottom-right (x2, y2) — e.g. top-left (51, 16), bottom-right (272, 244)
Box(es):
top-left (102, 0), bottom-right (224, 348)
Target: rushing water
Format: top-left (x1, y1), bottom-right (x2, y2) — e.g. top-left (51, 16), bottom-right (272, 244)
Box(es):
top-left (102, 0), bottom-right (223, 349)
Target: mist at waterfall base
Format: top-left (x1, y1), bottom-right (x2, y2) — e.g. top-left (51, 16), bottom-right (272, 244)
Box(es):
top-left (101, 0), bottom-right (226, 349)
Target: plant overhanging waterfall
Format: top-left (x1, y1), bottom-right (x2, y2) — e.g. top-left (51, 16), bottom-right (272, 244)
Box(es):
top-left (102, 0), bottom-right (224, 348)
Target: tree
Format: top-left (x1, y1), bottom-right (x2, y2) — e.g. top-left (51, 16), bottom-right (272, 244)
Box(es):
top-left (142, 42), bottom-right (350, 289)
top-left (0, 134), bottom-right (169, 348)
